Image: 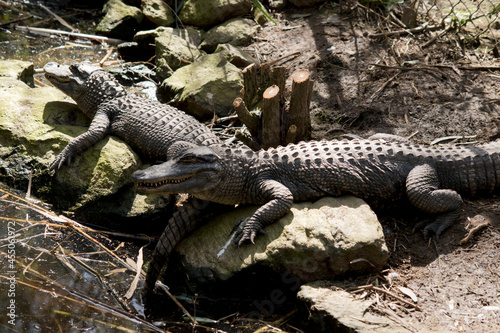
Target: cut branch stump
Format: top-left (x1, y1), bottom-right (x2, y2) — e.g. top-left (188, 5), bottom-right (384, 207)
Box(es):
top-left (262, 85), bottom-right (281, 149)
top-left (288, 69), bottom-right (313, 142)
top-left (235, 66), bottom-right (313, 149)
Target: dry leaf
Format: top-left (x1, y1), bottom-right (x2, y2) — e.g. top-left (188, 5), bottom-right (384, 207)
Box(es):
top-left (397, 286), bottom-right (418, 303)
top-left (124, 247), bottom-right (144, 299)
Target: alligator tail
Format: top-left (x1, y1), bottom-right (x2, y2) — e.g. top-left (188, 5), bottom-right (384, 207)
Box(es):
top-left (143, 197), bottom-right (228, 303)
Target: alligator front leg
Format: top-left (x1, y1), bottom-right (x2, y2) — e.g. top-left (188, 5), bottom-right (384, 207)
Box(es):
top-left (50, 111), bottom-right (110, 170)
top-left (234, 180), bottom-right (294, 245)
top-left (406, 164), bottom-right (463, 238)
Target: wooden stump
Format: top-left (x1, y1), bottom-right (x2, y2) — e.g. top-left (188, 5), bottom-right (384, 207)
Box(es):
top-left (233, 97), bottom-right (260, 137)
top-left (241, 63), bottom-right (259, 107)
top-left (262, 85), bottom-right (281, 149)
top-left (287, 69), bottom-right (313, 143)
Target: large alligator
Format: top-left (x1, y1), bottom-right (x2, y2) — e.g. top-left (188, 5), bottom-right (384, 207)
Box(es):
top-left (133, 138), bottom-right (500, 247)
top-left (44, 62), bottom-right (224, 300)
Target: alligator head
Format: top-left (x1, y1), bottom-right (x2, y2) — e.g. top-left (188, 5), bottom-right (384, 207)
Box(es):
top-left (44, 62), bottom-right (103, 101)
top-left (132, 143), bottom-right (223, 195)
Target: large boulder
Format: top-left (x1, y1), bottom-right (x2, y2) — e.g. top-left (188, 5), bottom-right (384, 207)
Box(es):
top-left (166, 196), bottom-right (388, 289)
top-left (0, 60), bottom-right (170, 222)
top-left (159, 53), bottom-right (243, 119)
top-left (178, 0), bottom-right (252, 28)
top-left (199, 18), bottom-right (260, 53)
top-left (95, 0), bottom-right (144, 40)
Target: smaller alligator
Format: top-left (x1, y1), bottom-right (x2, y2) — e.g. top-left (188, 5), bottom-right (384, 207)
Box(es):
top-left (133, 138), bottom-right (500, 245)
top-left (44, 62), bottom-right (221, 169)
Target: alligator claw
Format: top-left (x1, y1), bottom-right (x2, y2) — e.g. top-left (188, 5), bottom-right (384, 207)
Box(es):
top-left (235, 226), bottom-right (266, 246)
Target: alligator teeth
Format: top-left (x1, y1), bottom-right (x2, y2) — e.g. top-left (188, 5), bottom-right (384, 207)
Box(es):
top-left (139, 177), bottom-right (190, 188)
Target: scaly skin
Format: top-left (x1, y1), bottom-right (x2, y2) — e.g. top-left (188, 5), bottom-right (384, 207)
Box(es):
top-left (44, 62), bottom-right (223, 301)
top-left (44, 62), bottom-right (221, 169)
top-left (133, 138), bottom-right (500, 245)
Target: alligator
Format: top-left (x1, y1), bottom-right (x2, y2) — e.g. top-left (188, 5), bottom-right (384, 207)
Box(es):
top-left (44, 62), bottom-right (221, 169)
top-left (133, 138), bottom-right (500, 247)
top-left (44, 62), bottom-right (224, 300)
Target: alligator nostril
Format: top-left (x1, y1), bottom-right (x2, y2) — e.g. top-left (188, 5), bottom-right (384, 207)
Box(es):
top-left (131, 170), bottom-right (144, 179)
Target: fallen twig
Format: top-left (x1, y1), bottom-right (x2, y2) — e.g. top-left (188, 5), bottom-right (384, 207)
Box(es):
top-left (15, 25), bottom-right (125, 45)
top-left (39, 3), bottom-right (76, 31)
top-left (369, 63), bottom-right (449, 78)
top-left (367, 72), bottom-right (400, 102)
top-left (358, 285), bottom-right (423, 311)
top-left (460, 220), bottom-right (490, 245)
top-left (368, 23), bottom-right (441, 38)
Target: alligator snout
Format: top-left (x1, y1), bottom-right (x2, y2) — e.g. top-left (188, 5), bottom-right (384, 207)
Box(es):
top-left (131, 169), bottom-right (145, 181)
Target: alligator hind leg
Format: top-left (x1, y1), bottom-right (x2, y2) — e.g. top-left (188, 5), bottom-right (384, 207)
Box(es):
top-left (406, 164), bottom-right (463, 238)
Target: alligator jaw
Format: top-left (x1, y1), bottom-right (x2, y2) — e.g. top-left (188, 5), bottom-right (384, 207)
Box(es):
top-left (135, 176), bottom-right (193, 193)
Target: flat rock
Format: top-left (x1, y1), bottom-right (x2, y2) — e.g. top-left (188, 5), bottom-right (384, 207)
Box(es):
top-left (134, 26), bottom-right (205, 47)
top-left (168, 196), bottom-right (388, 288)
top-left (159, 53), bottom-right (243, 119)
top-left (199, 18), bottom-right (261, 53)
top-left (178, 0), bottom-right (252, 28)
top-left (298, 280), bottom-right (413, 332)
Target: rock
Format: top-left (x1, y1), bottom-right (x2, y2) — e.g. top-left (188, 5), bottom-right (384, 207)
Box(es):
top-left (0, 60), bottom-right (170, 220)
top-left (214, 43), bottom-right (260, 68)
top-left (297, 281), bottom-right (413, 332)
top-left (141, 0), bottom-right (175, 26)
top-left (167, 196), bottom-right (388, 288)
top-left (154, 29), bottom-right (201, 72)
top-left (269, 0), bottom-right (287, 10)
top-left (95, 0), bottom-right (144, 40)
top-left (252, 0), bottom-right (273, 25)
top-left (134, 26), bottom-right (205, 47)
top-left (159, 53), bottom-right (243, 119)
top-left (178, 0), bottom-right (252, 28)
top-left (199, 18), bottom-right (260, 53)
top-left (0, 60), bottom-right (34, 87)
top-left (289, 0), bottom-right (327, 7)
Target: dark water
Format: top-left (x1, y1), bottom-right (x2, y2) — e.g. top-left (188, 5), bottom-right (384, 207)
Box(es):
top-left (0, 2), bottom-right (111, 68)
top-left (0, 184), bottom-right (163, 332)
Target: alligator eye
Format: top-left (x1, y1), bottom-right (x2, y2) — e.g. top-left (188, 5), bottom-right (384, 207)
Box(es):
top-left (179, 154), bottom-right (199, 164)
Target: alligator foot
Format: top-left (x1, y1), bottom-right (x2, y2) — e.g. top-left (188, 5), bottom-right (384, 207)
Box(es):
top-left (233, 218), bottom-right (266, 246)
top-left (413, 210), bottom-right (461, 240)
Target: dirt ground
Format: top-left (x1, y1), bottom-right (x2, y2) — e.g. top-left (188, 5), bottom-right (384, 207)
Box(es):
top-left (248, 3), bottom-right (500, 331)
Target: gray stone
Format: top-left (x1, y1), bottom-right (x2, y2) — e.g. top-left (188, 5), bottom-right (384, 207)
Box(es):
top-left (169, 196), bottom-right (388, 286)
top-left (214, 43), bottom-right (260, 68)
top-left (154, 29), bottom-right (201, 72)
top-left (200, 18), bottom-right (260, 53)
top-left (0, 60), bottom-right (170, 217)
top-left (141, 0), bottom-right (175, 26)
top-left (178, 0), bottom-right (252, 28)
top-left (96, 0), bottom-right (144, 39)
top-left (159, 53), bottom-right (243, 119)
top-left (298, 280), bottom-right (413, 332)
